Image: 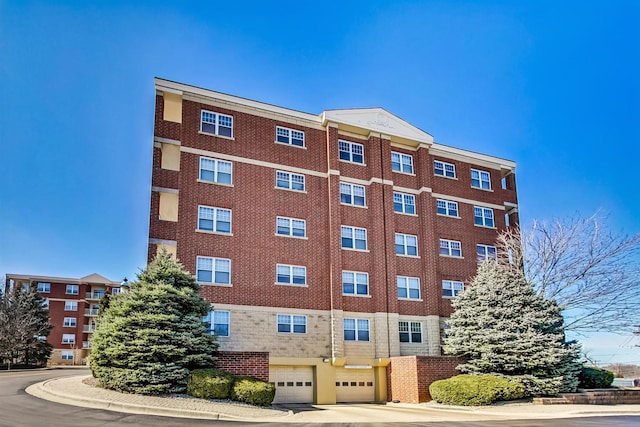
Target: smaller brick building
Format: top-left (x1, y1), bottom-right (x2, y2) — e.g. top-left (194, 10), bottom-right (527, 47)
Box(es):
top-left (4, 273), bottom-right (120, 365)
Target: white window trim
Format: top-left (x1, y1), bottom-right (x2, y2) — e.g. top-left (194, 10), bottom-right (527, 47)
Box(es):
top-left (205, 310), bottom-right (230, 337)
top-left (343, 318), bottom-right (370, 342)
top-left (64, 301), bottom-right (78, 311)
top-left (393, 192), bottom-right (417, 215)
top-left (391, 151), bottom-right (415, 175)
top-left (434, 160), bottom-right (457, 179)
top-left (341, 270), bottom-right (370, 296)
top-left (275, 170), bottom-right (306, 193)
top-left (338, 140), bottom-right (365, 165)
top-left (65, 284), bottom-right (79, 295)
top-left (477, 244), bottom-right (498, 262)
top-left (399, 321), bottom-right (423, 343)
top-left (440, 239), bottom-right (463, 258)
top-left (63, 317), bottom-right (77, 327)
top-left (436, 199), bottom-right (460, 218)
top-left (276, 314), bottom-right (308, 334)
top-left (196, 256), bottom-right (232, 286)
top-left (197, 205), bottom-right (233, 235)
top-left (61, 350), bottom-right (74, 360)
top-left (276, 264), bottom-right (308, 287)
top-left (474, 206), bottom-right (496, 228)
top-left (200, 109), bottom-right (234, 139)
top-left (397, 276), bottom-right (421, 300)
top-left (340, 182), bottom-right (367, 207)
top-left (395, 233), bottom-right (419, 257)
top-left (275, 126), bottom-right (306, 148)
top-left (443, 280), bottom-right (465, 298)
top-left (276, 216), bottom-right (307, 239)
top-left (37, 282), bottom-right (51, 293)
top-left (341, 225), bottom-right (369, 251)
top-left (198, 156), bottom-right (233, 186)
top-left (471, 168), bottom-right (492, 191)
top-left (61, 334), bottom-right (76, 344)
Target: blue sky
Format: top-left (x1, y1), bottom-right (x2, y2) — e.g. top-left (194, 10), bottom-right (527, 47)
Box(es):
top-left (1, 1), bottom-right (638, 363)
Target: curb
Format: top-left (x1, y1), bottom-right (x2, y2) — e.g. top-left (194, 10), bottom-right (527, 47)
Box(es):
top-left (26, 376), bottom-right (293, 421)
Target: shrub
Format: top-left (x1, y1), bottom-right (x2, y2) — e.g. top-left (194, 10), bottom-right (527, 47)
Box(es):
top-left (187, 369), bottom-right (234, 399)
top-left (231, 376), bottom-right (276, 406)
top-left (579, 367), bottom-right (614, 389)
top-left (429, 374), bottom-right (525, 406)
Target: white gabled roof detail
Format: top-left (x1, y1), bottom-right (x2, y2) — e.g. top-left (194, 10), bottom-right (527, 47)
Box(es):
top-left (321, 108), bottom-right (434, 145)
top-left (79, 273), bottom-right (117, 284)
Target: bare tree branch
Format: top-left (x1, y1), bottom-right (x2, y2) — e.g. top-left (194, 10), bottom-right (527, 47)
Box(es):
top-left (496, 214), bottom-right (640, 335)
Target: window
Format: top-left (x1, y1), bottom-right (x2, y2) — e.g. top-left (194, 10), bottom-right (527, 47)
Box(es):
top-left (393, 192), bottom-right (416, 214)
top-left (395, 233), bottom-right (418, 256)
top-left (340, 182), bottom-right (366, 207)
top-left (440, 239), bottom-right (462, 257)
top-left (199, 157), bottom-right (232, 185)
top-left (276, 217), bottom-right (306, 238)
top-left (61, 351), bottom-right (74, 361)
top-left (37, 282), bottom-right (50, 293)
top-left (111, 288), bottom-right (121, 295)
top-left (341, 226), bottom-right (367, 250)
top-left (474, 206), bottom-right (495, 227)
top-left (64, 301), bottom-right (78, 311)
top-left (204, 310), bottom-right (230, 337)
top-left (276, 264), bottom-right (307, 286)
top-left (342, 271), bottom-right (369, 296)
top-left (198, 206), bottom-right (232, 233)
top-left (343, 318), bottom-right (369, 341)
top-left (434, 160), bottom-right (456, 178)
top-left (62, 334), bottom-right (75, 344)
top-left (42, 298), bottom-right (49, 309)
top-left (443, 280), bottom-right (464, 298)
top-left (338, 140), bottom-right (364, 164)
top-left (399, 321), bottom-right (422, 343)
top-left (477, 244), bottom-right (497, 262)
top-left (200, 110), bottom-right (233, 137)
top-left (391, 152), bottom-right (414, 174)
top-left (276, 126), bottom-right (304, 147)
top-left (397, 276), bottom-right (420, 300)
top-left (277, 314), bottom-right (307, 334)
top-left (197, 256), bottom-right (231, 285)
top-left (436, 199), bottom-right (458, 217)
top-left (471, 169), bottom-right (491, 190)
top-left (65, 284), bottom-right (79, 295)
top-left (63, 317), bottom-right (77, 327)
top-left (276, 170), bottom-right (305, 191)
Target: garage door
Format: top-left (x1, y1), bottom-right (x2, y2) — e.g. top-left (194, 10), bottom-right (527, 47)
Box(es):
top-left (270, 366), bottom-right (314, 404)
top-left (335, 368), bottom-right (375, 402)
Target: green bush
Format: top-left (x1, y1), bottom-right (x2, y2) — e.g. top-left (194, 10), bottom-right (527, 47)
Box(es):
top-left (579, 367), bottom-right (614, 389)
top-left (231, 376), bottom-right (276, 406)
top-left (429, 374), bottom-right (525, 406)
top-left (187, 369), bottom-right (234, 399)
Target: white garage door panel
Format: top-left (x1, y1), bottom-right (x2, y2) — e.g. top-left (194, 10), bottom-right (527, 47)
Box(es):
top-left (270, 366), bottom-right (314, 404)
top-left (335, 368), bottom-right (375, 402)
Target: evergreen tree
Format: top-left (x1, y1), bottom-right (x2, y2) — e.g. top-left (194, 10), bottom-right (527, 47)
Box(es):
top-left (0, 283), bottom-right (52, 367)
top-left (90, 252), bottom-right (218, 394)
top-left (443, 260), bottom-right (581, 396)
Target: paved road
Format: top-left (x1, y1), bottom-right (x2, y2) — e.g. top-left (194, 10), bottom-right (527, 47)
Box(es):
top-left (2, 368), bottom-right (640, 426)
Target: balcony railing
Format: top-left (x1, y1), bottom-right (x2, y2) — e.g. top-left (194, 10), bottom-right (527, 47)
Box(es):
top-left (82, 341), bottom-right (92, 349)
top-left (85, 292), bottom-right (105, 300)
top-left (83, 325), bottom-right (96, 333)
top-left (84, 308), bottom-right (99, 316)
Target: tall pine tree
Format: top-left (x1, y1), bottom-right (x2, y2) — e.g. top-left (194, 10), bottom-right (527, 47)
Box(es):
top-left (90, 252), bottom-right (218, 394)
top-left (443, 260), bottom-right (581, 396)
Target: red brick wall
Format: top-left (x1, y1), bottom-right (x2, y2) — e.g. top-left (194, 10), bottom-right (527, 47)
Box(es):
top-left (388, 356), bottom-right (462, 403)
top-left (215, 351), bottom-right (270, 381)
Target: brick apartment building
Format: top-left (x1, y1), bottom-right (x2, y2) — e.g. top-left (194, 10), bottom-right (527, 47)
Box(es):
top-left (149, 78), bottom-right (519, 404)
top-left (4, 273), bottom-right (120, 365)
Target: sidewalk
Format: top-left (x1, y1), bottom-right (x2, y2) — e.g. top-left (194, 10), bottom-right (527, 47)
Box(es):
top-left (26, 374), bottom-right (640, 423)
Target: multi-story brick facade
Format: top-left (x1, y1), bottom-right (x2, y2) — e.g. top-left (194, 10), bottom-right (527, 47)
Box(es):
top-left (4, 273), bottom-right (120, 365)
top-left (149, 78), bottom-right (519, 404)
